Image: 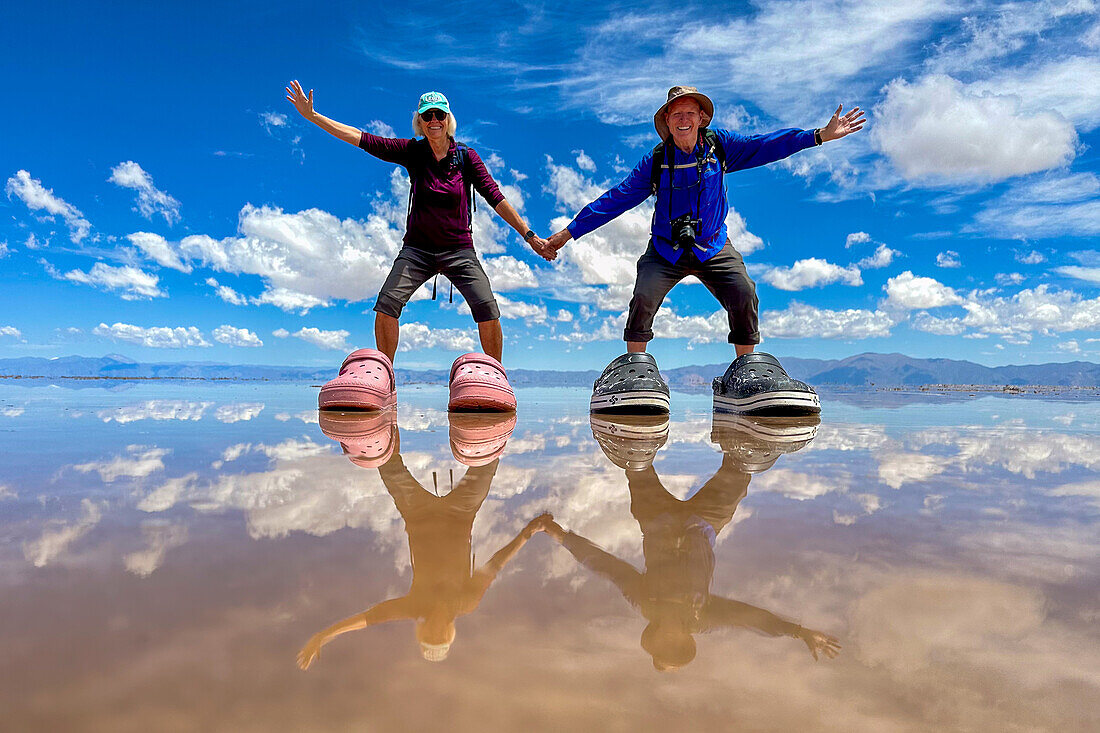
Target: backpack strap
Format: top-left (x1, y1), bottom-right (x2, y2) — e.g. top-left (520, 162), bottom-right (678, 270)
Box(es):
top-left (649, 139), bottom-right (667, 197)
top-left (454, 140), bottom-right (475, 227)
top-left (649, 128), bottom-right (727, 197)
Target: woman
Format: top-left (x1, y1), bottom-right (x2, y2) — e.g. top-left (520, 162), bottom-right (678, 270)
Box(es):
top-left (286, 81), bottom-right (547, 410)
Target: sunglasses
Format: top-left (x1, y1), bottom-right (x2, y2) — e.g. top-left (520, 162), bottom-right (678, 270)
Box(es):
top-left (419, 109), bottom-right (448, 122)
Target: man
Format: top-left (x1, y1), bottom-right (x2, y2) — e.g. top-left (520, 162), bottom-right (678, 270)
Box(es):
top-left (545, 86), bottom-right (864, 415)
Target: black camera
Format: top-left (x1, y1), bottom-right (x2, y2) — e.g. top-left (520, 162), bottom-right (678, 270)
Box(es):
top-left (671, 213), bottom-right (702, 250)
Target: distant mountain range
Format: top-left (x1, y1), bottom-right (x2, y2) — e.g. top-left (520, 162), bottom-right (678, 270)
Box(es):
top-left (1, 352), bottom-right (1099, 387)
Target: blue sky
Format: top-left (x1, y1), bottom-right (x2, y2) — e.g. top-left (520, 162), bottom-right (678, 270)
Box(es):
top-left (2, 0), bottom-right (1099, 369)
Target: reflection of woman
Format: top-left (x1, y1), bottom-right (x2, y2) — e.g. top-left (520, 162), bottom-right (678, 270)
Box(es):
top-left (286, 81), bottom-right (550, 367)
top-left (542, 437), bottom-right (839, 671)
top-left (297, 438), bottom-right (548, 667)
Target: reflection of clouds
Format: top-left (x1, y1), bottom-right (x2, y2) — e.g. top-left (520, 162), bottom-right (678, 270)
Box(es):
top-left (752, 469), bottom-right (848, 500)
top-left (221, 443), bottom-right (251, 462)
top-left (274, 410), bottom-right (318, 424)
top-left (848, 572), bottom-right (1100, 693)
top-left (505, 434), bottom-right (547, 454)
top-left (74, 446), bottom-right (169, 482)
top-left (834, 493), bottom-right (882, 525)
top-left (807, 423), bottom-right (890, 452)
top-left (254, 438), bottom-right (329, 461)
top-left (123, 521), bottom-right (188, 576)
top-left (950, 431), bottom-right (1100, 478)
top-left (96, 400), bottom-right (212, 424)
top-left (1, 406), bottom-right (25, 417)
top-left (138, 473), bottom-right (198, 513)
top-left (398, 408), bottom-right (450, 431)
top-left (877, 452), bottom-right (948, 489)
top-left (851, 575), bottom-right (1046, 672)
top-left (22, 498), bottom-right (103, 567)
top-left (1048, 479), bottom-right (1100, 509)
top-left (214, 403), bottom-right (265, 423)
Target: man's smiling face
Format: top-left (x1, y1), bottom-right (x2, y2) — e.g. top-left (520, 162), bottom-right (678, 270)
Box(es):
top-left (665, 97), bottom-right (704, 151)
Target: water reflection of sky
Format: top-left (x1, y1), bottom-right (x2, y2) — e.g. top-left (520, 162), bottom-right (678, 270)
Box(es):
top-left (1, 381), bottom-right (1098, 731)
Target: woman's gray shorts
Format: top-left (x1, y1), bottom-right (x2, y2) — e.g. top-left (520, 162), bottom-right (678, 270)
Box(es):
top-left (374, 246), bottom-right (500, 323)
top-left (624, 239), bottom-right (760, 345)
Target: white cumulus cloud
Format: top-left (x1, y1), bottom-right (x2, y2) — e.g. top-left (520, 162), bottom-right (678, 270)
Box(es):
top-left (212, 325), bottom-right (263, 347)
top-left (872, 75), bottom-right (1078, 184)
top-left (398, 321), bottom-right (477, 352)
top-left (109, 161), bottom-right (181, 224)
top-left (93, 322), bottom-right (211, 348)
top-left (127, 232), bottom-right (191, 272)
top-left (759, 258), bottom-right (862, 291)
top-left (5, 169), bottom-right (91, 243)
top-left (762, 302), bottom-right (894, 339)
top-left (292, 327), bottom-right (351, 351)
top-left (63, 262), bottom-right (165, 300)
top-left (882, 271), bottom-right (963, 311)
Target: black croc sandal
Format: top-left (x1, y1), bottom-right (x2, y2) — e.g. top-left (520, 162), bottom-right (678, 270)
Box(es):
top-left (712, 352), bottom-right (821, 416)
top-left (590, 353), bottom-right (670, 414)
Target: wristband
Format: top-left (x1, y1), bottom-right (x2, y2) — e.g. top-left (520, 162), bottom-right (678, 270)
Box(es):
top-left (814, 128), bottom-right (823, 146)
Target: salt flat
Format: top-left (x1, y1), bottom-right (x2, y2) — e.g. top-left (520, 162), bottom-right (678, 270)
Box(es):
top-left (1, 381), bottom-right (1097, 732)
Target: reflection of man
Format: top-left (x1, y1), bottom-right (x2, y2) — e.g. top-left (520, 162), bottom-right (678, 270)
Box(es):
top-left (300, 415), bottom-right (546, 667)
top-left (539, 414), bottom-right (839, 671)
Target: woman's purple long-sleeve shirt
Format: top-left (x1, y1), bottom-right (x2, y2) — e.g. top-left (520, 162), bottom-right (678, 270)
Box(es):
top-left (358, 131), bottom-right (506, 251)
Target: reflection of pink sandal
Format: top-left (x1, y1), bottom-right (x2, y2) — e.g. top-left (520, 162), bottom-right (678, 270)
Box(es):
top-left (447, 353), bottom-right (516, 412)
top-left (318, 409), bottom-right (398, 468)
top-left (449, 412), bottom-right (517, 466)
top-left (318, 349), bottom-right (396, 411)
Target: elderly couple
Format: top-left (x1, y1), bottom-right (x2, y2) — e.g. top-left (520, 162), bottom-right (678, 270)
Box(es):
top-left (286, 82), bottom-right (865, 415)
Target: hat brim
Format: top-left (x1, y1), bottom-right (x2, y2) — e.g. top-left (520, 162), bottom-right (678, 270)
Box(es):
top-left (417, 102), bottom-right (451, 115)
top-left (654, 93), bottom-right (714, 140)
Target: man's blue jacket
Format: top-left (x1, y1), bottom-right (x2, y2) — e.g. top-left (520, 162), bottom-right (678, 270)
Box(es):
top-left (566, 128), bottom-right (816, 264)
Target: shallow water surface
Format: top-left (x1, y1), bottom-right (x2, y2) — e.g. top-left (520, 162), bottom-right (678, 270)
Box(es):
top-left (1, 382), bottom-right (1098, 731)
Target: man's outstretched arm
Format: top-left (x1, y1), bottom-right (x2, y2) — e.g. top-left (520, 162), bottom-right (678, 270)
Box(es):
top-left (546, 154), bottom-right (654, 254)
top-left (705, 596), bottom-right (841, 661)
top-left (720, 104), bottom-right (866, 172)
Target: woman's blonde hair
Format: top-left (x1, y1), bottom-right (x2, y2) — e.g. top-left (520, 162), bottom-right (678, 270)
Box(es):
top-left (412, 110), bottom-right (457, 138)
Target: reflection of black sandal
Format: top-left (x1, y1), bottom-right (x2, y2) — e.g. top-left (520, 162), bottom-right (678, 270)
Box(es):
top-left (712, 353), bottom-right (820, 416)
top-left (590, 414), bottom-right (670, 471)
top-left (590, 353), bottom-right (670, 414)
top-left (710, 413), bottom-right (820, 473)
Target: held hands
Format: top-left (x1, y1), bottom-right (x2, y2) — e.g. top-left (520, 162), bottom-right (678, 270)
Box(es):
top-left (819, 104), bottom-right (866, 142)
top-left (522, 512), bottom-right (555, 537)
top-left (527, 234), bottom-right (555, 262)
top-left (545, 229), bottom-right (572, 258)
top-left (285, 80), bottom-right (315, 120)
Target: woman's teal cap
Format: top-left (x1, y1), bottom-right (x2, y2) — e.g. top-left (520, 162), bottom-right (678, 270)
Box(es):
top-left (417, 91), bottom-right (451, 115)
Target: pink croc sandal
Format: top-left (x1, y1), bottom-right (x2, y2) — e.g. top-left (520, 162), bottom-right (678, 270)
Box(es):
top-left (318, 348), bottom-right (396, 411)
top-left (449, 412), bottom-right (517, 466)
top-left (319, 409), bottom-right (398, 468)
top-left (448, 353), bottom-right (516, 412)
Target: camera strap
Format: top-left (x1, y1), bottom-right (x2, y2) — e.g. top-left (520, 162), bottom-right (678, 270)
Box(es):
top-left (659, 132), bottom-right (724, 252)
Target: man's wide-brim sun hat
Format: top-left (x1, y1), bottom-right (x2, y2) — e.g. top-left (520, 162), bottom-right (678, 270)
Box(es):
top-left (417, 91), bottom-right (451, 115)
top-left (653, 86), bottom-right (714, 140)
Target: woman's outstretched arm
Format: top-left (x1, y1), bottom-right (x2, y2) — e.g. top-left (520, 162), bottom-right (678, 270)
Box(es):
top-left (286, 79), bottom-right (362, 146)
top-left (296, 597), bottom-right (413, 670)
